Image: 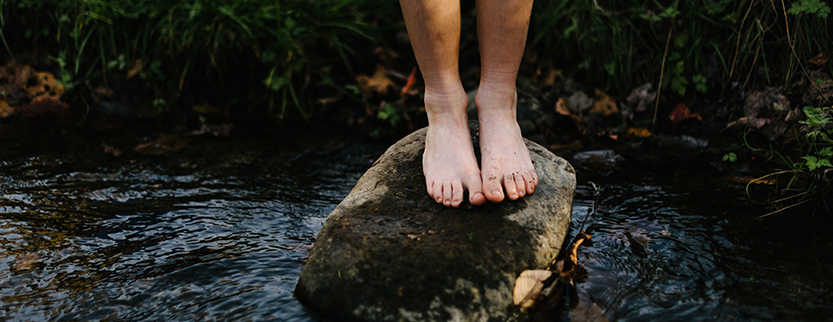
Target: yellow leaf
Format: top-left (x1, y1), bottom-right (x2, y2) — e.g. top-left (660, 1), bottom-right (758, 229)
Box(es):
top-left (627, 127), bottom-right (652, 138)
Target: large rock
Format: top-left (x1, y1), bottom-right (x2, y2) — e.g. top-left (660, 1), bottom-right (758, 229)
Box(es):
top-left (296, 123), bottom-right (575, 321)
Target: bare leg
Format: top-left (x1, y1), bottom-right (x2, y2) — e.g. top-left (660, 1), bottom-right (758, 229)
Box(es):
top-left (474, 0), bottom-right (538, 202)
top-left (401, 0), bottom-right (486, 207)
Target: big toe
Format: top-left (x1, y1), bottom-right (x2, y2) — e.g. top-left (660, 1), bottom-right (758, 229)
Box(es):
top-left (465, 172), bottom-right (486, 206)
top-left (483, 175), bottom-right (505, 203)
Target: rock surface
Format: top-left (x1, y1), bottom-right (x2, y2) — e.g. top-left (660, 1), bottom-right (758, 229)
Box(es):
top-left (295, 123), bottom-right (576, 321)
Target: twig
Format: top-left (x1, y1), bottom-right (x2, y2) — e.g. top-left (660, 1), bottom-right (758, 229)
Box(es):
top-left (578, 182), bottom-right (600, 233)
top-left (729, 0), bottom-right (755, 79)
top-left (759, 199), bottom-right (811, 218)
top-left (652, 24), bottom-right (673, 132)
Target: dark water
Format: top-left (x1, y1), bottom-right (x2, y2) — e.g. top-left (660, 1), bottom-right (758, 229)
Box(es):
top-left (1, 124), bottom-right (831, 321)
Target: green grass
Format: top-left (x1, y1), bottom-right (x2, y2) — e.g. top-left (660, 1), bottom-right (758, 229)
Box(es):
top-left (1, 0), bottom-right (401, 120)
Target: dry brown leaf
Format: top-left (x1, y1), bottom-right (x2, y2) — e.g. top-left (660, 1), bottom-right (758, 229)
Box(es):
top-left (126, 59), bottom-right (143, 79)
top-left (0, 97), bottom-right (14, 119)
top-left (19, 95), bottom-right (71, 118)
top-left (555, 97), bottom-right (571, 116)
top-left (356, 65), bottom-right (396, 98)
top-left (134, 134), bottom-right (192, 155)
top-left (26, 72), bottom-right (64, 97)
top-left (726, 116), bottom-right (769, 129)
top-left (809, 52), bottom-right (830, 66)
top-left (590, 89), bottom-right (619, 116)
top-left (539, 67), bottom-right (562, 88)
top-left (101, 141), bottom-right (122, 157)
top-left (669, 104), bottom-right (702, 124)
top-left (513, 269), bottom-right (552, 307)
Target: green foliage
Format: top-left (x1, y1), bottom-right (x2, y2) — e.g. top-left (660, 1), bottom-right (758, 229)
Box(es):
top-left (787, 0), bottom-right (831, 19)
top-left (722, 152), bottom-right (737, 162)
top-left (527, 0), bottom-right (832, 97)
top-left (766, 105), bottom-right (833, 213)
top-left (692, 74), bottom-right (708, 93)
top-left (1, 0), bottom-right (401, 120)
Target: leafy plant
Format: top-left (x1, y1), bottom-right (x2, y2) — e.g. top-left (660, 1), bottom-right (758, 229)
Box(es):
top-left (787, 0), bottom-right (831, 19)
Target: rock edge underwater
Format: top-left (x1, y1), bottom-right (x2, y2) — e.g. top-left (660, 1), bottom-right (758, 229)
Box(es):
top-left (296, 123), bottom-right (576, 321)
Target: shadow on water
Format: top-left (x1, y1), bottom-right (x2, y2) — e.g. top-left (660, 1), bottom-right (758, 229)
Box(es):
top-left (1, 123), bottom-right (831, 321)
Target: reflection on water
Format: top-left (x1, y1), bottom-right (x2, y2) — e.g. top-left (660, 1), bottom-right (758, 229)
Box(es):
top-left (0, 127), bottom-right (383, 321)
top-left (1, 126), bottom-right (831, 321)
top-left (567, 158), bottom-right (833, 321)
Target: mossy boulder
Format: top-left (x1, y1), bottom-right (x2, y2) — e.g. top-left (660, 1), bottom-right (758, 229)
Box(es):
top-left (296, 122), bottom-right (575, 321)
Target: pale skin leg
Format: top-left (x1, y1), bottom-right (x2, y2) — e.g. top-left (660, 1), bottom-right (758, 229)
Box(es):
top-left (475, 0), bottom-right (538, 202)
top-left (401, 0), bottom-right (486, 207)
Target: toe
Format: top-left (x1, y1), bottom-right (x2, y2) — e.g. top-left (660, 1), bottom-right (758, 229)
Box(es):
top-left (514, 172), bottom-right (526, 198)
top-left (526, 170), bottom-right (538, 194)
top-left (432, 182), bottom-right (443, 204)
top-left (483, 174), bottom-right (505, 203)
top-left (442, 182), bottom-right (453, 206)
top-left (451, 180), bottom-right (464, 208)
top-left (504, 173), bottom-right (519, 200)
top-left (466, 172), bottom-right (486, 206)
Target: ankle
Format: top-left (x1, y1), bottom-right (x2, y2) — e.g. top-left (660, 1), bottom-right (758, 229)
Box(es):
top-left (424, 87), bottom-right (469, 124)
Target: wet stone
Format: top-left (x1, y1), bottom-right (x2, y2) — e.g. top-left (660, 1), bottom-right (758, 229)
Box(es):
top-left (295, 122), bottom-right (576, 321)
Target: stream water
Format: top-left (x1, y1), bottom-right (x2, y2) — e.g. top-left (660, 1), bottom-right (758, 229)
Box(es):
top-left (1, 123), bottom-right (831, 321)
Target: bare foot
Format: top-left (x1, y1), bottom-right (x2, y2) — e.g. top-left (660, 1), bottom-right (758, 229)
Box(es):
top-left (423, 90), bottom-right (487, 207)
top-left (476, 88), bottom-right (539, 203)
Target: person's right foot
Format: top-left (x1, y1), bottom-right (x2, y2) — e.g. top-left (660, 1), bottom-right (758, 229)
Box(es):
top-left (422, 89), bottom-right (486, 207)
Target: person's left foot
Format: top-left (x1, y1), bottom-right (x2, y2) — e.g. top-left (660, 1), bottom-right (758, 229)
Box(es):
top-left (476, 88), bottom-right (539, 203)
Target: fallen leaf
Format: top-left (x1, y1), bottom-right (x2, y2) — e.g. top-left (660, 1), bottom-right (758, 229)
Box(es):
top-left (134, 134), bottom-right (192, 155)
top-left (513, 269), bottom-right (552, 307)
top-left (566, 231), bottom-right (591, 270)
top-left (537, 67), bottom-right (562, 88)
top-left (726, 116), bottom-right (769, 129)
top-left (627, 127), bottom-right (652, 138)
top-left (356, 64), bottom-right (396, 98)
top-left (26, 72), bottom-right (65, 97)
top-left (626, 82), bottom-right (656, 113)
top-left (555, 97), bottom-right (571, 116)
top-left (18, 95), bottom-right (72, 118)
top-left (590, 89), bottom-right (619, 116)
top-left (744, 87), bottom-right (790, 117)
top-left (809, 52), bottom-right (830, 66)
top-left (0, 97), bottom-right (13, 118)
top-left (101, 141), bottom-right (122, 157)
top-left (126, 59), bottom-right (143, 79)
top-left (669, 104), bottom-right (702, 124)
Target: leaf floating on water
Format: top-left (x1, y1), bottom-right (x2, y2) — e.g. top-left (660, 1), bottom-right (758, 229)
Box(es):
top-left (513, 269), bottom-right (551, 307)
